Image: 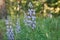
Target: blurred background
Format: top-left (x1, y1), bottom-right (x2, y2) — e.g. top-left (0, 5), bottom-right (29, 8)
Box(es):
top-left (0, 0), bottom-right (60, 40)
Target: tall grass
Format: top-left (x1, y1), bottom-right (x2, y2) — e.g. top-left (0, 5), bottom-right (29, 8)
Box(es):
top-left (0, 16), bottom-right (60, 40)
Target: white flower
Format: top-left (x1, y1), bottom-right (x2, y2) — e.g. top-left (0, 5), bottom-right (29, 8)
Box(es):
top-left (28, 2), bottom-right (33, 8)
top-left (27, 20), bottom-right (32, 23)
top-left (32, 16), bottom-right (36, 19)
top-left (28, 9), bottom-right (32, 15)
top-left (32, 24), bottom-right (36, 29)
top-left (5, 20), bottom-right (9, 25)
top-left (27, 16), bottom-right (31, 18)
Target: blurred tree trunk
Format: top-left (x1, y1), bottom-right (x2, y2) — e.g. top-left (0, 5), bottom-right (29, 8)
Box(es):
top-left (0, 0), bottom-right (7, 19)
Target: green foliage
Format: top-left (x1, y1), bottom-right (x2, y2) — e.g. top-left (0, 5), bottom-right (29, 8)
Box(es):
top-left (0, 16), bottom-right (60, 40)
top-left (2, 0), bottom-right (60, 40)
top-left (46, 0), bottom-right (57, 4)
top-left (35, 3), bottom-right (42, 13)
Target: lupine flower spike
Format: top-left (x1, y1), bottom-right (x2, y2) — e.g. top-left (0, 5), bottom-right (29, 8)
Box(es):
top-left (15, 15), bottom-right (21, 33)
top-left (26, 2), bottom-right (36, 29)
top-left (5, 16), bottom-right (14, 40)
